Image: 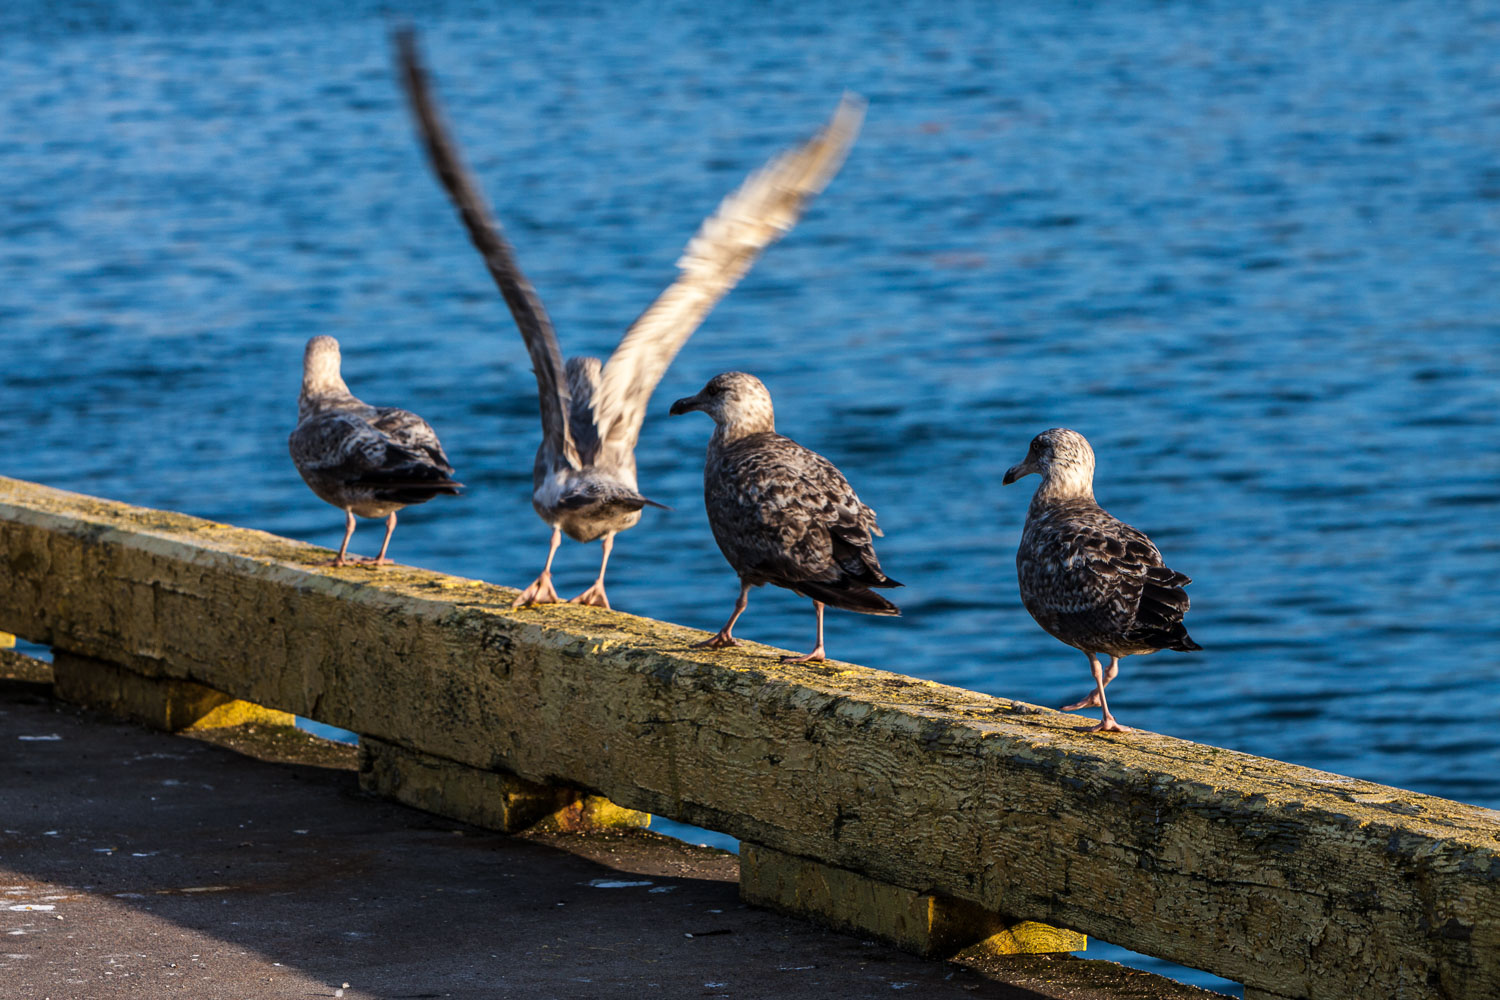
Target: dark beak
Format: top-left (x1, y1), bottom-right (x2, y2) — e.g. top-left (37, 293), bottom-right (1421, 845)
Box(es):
top-left (1001, 461), bottom-right (1031, 486)
top-left (669, 394), bottom-right (700, 416)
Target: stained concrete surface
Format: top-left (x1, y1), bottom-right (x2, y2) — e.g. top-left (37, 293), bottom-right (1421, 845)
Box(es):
top-left (0, 674), bottom-right (1224, 1000)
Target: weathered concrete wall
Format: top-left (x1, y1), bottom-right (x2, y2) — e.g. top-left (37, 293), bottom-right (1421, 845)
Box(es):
top-left (2, 476), bottom-right (1497, 1000)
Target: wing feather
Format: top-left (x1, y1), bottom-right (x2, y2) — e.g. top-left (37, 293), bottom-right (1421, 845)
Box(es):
top-left (593, 94), bottom-right (865, 458)
top-left (394, 27), bottom-right (579, 470)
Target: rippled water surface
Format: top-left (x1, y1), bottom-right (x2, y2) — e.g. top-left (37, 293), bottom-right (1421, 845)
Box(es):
top-left (5, 2), bottom-right (1498, 993)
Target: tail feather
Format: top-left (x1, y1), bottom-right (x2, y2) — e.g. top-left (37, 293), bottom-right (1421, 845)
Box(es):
top-left (351, 456), bottom-right (462, 505)
top-left (795, 579), bottom-right (901, 616)
top-left (557, 486), bottom-right (670, 514)
top-left (1172, 632), bottom-right (1203, 652)
top-left (1131, 565), bottom-right (1199, 652)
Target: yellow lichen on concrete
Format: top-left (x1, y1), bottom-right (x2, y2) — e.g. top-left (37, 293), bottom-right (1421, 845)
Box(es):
top-left (3, 475), bottom-right (1500, 1000)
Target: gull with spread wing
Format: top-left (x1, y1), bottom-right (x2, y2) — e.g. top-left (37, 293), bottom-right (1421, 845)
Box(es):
top-left (396, 28), bottom-right (862, 609)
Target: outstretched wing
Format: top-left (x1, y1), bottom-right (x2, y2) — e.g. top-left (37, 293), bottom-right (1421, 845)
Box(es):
top-left (394, 27), bottom-right (579, 471)
top-left (592, 94), bottom-right (865, 459)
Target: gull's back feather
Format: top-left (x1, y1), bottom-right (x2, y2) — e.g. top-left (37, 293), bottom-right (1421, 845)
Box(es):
top-left (592, 94), bottom-right (866, 461)
top-left (395, 28), bottom-right (579, 471)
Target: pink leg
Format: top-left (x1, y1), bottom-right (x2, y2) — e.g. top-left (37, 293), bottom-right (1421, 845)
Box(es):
top-left (693, 581), bottom-right (750, 649)
top-left (367, 511), bottom-right (398, 567)
top-left (569, 533), bottom-right (614, 608)
top-left (780, 601), bottom-right (827, 663)
top-left (1061, 653), bottom-right (1119, 710)
top-left (1081, 653), bottom-right (1130, 734)
top-left (513, 525), bottom-right (563, 608)
top-left (326, 510), bottom-right (366, 567)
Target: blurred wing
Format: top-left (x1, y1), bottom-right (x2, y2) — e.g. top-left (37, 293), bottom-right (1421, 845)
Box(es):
top-left (593, 93), bottom-right (866, 457)
top-left (394, 27), bottom-right (579, 470)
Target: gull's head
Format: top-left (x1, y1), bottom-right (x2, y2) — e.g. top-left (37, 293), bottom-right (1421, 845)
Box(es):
top-left (1003, 427), bottom-right (1096, 497)
top-left (302, 335), bottom-right (343, 381)
top-left (669, 372), bottom-right (776, 437)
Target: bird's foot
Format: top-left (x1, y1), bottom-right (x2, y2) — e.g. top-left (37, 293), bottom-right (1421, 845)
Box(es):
top-left (692, 631), bottom-right (741, 650)
top-left (512, 572), bottom-right (561, 608)
top-left (1061, 691), bottom-right (1103, 711)
top-left (569, 581), bottom-right (611, 609)
top-left (325, 554), bottom-right (374, 568)
top-left (1086, 717), bottom-right (1133, 734)
top-left (779, 648), bottom-right (826, 664)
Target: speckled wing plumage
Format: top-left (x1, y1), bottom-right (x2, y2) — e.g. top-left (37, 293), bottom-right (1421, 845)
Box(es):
top-left (395, 28), bottom-right (580, 472)
top-left (290, 406), bottom-right (459, 507)
top-left (705, 432), bottom-right (899, 615)
top-left (1016, 498), bottom-right (1198, 656)
top-left (592, 95), bottom-right (865, 463)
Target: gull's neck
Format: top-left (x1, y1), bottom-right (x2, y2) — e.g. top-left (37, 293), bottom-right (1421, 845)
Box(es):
top-left (1030, 463), bottom-right (1097, 511)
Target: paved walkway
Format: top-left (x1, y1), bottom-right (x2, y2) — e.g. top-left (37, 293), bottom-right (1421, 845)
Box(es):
top-left (0, 667), bottom-right (1221, 1000)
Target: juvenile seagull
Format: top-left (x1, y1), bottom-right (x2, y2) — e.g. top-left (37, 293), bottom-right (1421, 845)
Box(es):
top-left (396, 28), bottom-right (863, 610)
top-left (670, 372), bottom-right (901, 663)
top-left (1003, 428), bottom-right (1200, 733)
top-left (289, 335), bottom-right (461, 567)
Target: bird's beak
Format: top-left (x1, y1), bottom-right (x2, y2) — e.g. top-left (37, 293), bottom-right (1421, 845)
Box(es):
top-left (669, 394), bottom-right (701, 416)
top-left (1002, 461), bottom-right (1034, 486)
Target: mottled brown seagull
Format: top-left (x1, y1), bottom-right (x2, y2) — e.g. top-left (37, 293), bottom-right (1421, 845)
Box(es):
top-left (289, 335), bottom-right (461, 567)
top-left (670, 372), bottom-right (901, 663)
top-left (396, 28), bottom-right (864, 610)
top-left (1003, 428), bottom-right (1200, 733)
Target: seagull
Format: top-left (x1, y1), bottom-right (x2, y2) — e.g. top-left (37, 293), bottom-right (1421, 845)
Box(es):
top-left (395, 27), bottom-right (863, 610)
top-left (670, 372), bottom-right (901, 663)
top-left (1002, 428), bottom-right (1200, 733)
top-left (289, 335), bottom-right (461, 567)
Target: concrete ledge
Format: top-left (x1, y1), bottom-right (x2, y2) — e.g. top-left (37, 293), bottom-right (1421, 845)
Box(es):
top-left (741, 842), bottom-right (1086, 958)
top-left (53, 650), bottom-right (295, 732)
top-left (1, 679), bottom-right (1231, 1000)
top-left (358, 736), bottom-right (649, 834)
top-left (3, 476), bottom-right (1499, 999)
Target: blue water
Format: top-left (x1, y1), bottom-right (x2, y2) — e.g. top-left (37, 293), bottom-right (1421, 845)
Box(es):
top-left (6, 2), bottom-right (1499, 993)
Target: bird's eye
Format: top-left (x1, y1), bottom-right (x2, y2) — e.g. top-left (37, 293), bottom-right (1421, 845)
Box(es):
top-left (708, 385), bottom-right (723, 396)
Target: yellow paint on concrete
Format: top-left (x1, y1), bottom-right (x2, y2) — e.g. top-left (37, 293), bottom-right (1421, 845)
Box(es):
top-left (53, 651), bottom-right (292, 732)
top-left (2, 475), bottom-right (1499, 1000)
top-left (741, 842), bottom-right (1085, 958)
top-left (0, 630), bottom-right (14, 648)
top-left (186, 699), bottom-right (296, 731)
top-left (359, 737), bottom-right (648, 834)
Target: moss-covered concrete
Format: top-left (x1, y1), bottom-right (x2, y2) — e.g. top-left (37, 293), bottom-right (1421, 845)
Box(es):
top-left (3, 476), bottom-right (1499, 999)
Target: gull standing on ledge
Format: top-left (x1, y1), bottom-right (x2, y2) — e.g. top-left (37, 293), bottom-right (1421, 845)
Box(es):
top-left (1002, 428), bottom-right (1200, 733)
top-left (396, 28), bottom-right (864, 610)
top-left (670, 372), bottom-right (901, 663)
top-left (289, 335), bottom-right (461, 567)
